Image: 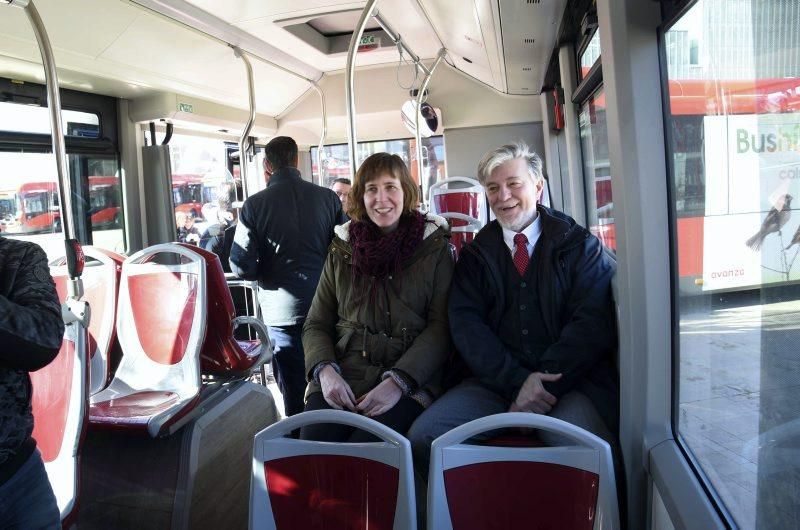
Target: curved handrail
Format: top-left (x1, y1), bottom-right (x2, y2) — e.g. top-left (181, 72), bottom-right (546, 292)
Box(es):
top-left (344, 0), bottom-right (379, 179)
top-left (256, 409), bottom-right (410, 447)
top-left (432, 412), bottom-right (609, 449)
top-left (232, 315), bottom-right (273, 370)
top-left (234, 46), bottom-right (256, 201)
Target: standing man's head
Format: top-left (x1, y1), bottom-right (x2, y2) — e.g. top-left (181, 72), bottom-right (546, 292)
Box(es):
top-left (330, 178), bottom-right (352, 213)
top-left (477, 141), bottom-right (544, 232)
top-left (263, 136), bottom-right (299, 181)
top-left (349, 152), bottom-right (418, 233)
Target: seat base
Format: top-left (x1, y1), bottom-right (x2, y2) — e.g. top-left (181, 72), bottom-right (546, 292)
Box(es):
top-left (77, 382), bottom-right (278, 529)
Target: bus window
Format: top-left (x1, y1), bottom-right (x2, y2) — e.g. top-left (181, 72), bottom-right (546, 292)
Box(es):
top-left (311, 136), bottom-right (447, 190)
top-left (665, 1), bottom-right (800, 527)
top-left (168, 133), bottom-right (236, 232)
top-left (579, 87), bottom-right (615, 251)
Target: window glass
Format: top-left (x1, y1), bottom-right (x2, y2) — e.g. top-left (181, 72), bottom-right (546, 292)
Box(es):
top-left (311, 136), bottom-right (447, 191)
top-left (665, 1), bottom-right (800, 528)
top-left (579, 29), bottom-right (601, 80)
top-left (167, 133), bottom-right (237, 241)
top-left (579, 87), bottom-right (615, 251)
top-left (0, 152), bottom-right (123, 258)
top-left (0, 101), bottom-right (100, 138)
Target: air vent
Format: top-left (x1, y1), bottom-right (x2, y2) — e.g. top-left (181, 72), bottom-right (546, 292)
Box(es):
top-left (526, 0), bottom-right (541, 4)
top-left (524, 37), bottom-right (535, 44)
top-left (522, 67), bottom-right (532, 72)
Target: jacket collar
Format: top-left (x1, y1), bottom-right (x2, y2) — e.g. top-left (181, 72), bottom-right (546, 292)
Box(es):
top-left (473, 205), bottom-right (584, 255)
top-left (267, 166), bottom-right (302, 186)
top-left (334, 212), bottom-right (449, 243)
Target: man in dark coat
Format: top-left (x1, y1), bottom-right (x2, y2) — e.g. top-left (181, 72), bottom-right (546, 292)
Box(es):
top-left (0, 236), bottom-right (64, 528)
top-left (408, 141), bottom-right (618, 472)
top-left (229, 136), bottom-right (346, 416)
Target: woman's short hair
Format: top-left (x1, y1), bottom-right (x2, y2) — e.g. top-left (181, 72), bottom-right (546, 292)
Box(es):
top-left (348, 152), bottom-right (419, 222)
top-left (477, 141), bottom-right (544, 185)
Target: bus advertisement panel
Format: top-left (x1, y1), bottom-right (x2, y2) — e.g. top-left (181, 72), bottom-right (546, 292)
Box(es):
top-left (701, 113), bottom-right (800, 290)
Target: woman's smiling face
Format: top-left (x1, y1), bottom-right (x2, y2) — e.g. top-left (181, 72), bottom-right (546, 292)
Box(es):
top-left (364, 173), bottom-right (404, 233)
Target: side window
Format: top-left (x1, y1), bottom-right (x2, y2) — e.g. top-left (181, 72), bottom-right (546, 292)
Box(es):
top-left (575, 25), bottom-right (615, 252)
top-left (311, 136), bottom-right (447, 189)
top-left (665, 1), bottom-right (800, 528)
top-left (0, 92), bottom-right (123, 259)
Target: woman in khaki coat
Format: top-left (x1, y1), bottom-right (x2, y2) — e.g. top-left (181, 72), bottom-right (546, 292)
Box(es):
top-left (301, 152), bottom-right (453, 442)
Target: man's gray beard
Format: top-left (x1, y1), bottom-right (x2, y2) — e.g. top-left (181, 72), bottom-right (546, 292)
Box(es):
top-left (496, 208), bottom-right (538, 232)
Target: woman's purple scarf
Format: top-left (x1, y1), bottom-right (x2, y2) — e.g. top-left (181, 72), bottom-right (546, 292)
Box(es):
top-left (349, 211), bottom-right (427, 280)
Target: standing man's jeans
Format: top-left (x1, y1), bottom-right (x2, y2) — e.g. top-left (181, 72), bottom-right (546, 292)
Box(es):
top-left (0, 449), bottom-right (60, 529)
top-left (267, 323), bottom-right (308, 417)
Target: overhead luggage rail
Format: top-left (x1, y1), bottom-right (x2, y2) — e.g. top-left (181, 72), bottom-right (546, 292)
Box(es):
top-left (251, 409), bottom-right (416, 530)
top-left (428, 413), bottom-right (620, 530)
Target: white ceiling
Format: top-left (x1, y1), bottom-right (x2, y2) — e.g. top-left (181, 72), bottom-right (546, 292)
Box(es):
top-left (0, 0), bottom-right (566, 126)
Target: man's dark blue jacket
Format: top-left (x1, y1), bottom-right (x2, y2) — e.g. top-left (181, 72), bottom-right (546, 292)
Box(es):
top-left (229, 167), bottom-right (345, 326)
top-left (449, 205), bottom-right (619, 432)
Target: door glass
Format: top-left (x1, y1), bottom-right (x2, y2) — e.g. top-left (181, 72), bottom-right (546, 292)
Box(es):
top-left (665, 1), bottom-right (800, 527)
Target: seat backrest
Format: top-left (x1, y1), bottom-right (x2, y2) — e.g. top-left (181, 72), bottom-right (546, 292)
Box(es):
top-left (429, 178), bottom-right (487, 260)
top-left (178, 243), bottom-right (270, 374)
top-left (428, 413), bottom-right (619, 530)
top-left (51, 246), bottom-right (124, 395)
top-left (90, 243), bottom-right (206, 437)
top-left (251, 410), bottom-right (416, 530)
top-left (30, 313), bottom-right (89, 523)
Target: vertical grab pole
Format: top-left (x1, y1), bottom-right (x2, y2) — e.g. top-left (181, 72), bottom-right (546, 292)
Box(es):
top-left (22, 1), bottom-right (75, 244)
top-left (415, 48), bottom-right (446, 211)
top-left (345, 0), bottom-right (378, 180)
top-left (311, 83), bottom-right (327, 185)
top-left (234, 46), bottom-right (256, 200)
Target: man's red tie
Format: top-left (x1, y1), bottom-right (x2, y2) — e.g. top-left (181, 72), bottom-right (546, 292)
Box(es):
top-left (513, 233), bottom-right (529, 276)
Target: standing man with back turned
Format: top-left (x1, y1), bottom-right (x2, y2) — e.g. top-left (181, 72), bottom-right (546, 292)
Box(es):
top-left (230, 136), bottom-right (346, 416)
top-left (408, 141), bottom-right (619, 472)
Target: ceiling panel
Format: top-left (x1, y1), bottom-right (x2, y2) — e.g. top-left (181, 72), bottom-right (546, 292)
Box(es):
top-left (101, 12), bottom-right (310, 115)
top-left (0, 0), bottom-right (141, 59)
top-left (183, 0), bottom-right (365, 25)
top-left (500, 0), bottom-right (568, 94)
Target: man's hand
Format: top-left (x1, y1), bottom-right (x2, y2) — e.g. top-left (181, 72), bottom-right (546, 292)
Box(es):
top-left (319, 364), bottom-right (357, 411)
top-left (512, 372), bottom-right (562, 414)
top-left (356, 377), bottom-right (402, 417)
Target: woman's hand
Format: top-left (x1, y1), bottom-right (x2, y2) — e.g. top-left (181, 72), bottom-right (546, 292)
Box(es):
top-left (319, 364), bottom-right (357, 411)
top-left (356, 377), bottom-right (402, 417)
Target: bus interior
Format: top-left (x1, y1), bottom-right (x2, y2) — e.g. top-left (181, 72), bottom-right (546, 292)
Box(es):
top-left (0, 0), bottom-right (798, 528)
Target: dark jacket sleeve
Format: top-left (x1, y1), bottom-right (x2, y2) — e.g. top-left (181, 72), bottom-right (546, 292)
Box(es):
top-left (392, 243), bottom-right (454, 389)
top-left (0, 244), bottom-right (64, 371)
top-left (448, 249), bottom-right (531, 400)
top-left (539, 237), bottom-right (617, 398)
top-left (229, 201), bottom-right (261, 280)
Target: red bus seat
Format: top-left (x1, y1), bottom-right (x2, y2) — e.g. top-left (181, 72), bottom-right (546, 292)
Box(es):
top-left (89, 244), bottom-right (271, 437)
top-left (428, 413), bottom-right (619, 530)
top-left (51, 246), bottom-right (124, 395)
top-left (251, 410), bottom-right (416, 530)
top-left (428, 177), bottom-right (487, 259)
top-left (30, 304), bottom-right (89, 523)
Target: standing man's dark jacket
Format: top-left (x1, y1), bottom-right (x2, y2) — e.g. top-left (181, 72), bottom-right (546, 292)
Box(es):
top-left (229, 167), bottom-right (346, 325)
top-left (449, 205), bottom-right (619, 432)
top-left (0, 237), bottom-right (64, 484)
